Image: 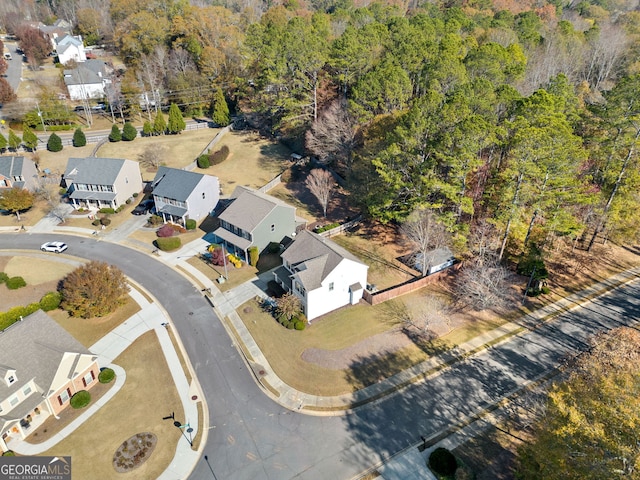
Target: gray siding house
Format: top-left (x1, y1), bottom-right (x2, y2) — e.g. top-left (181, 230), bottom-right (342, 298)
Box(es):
top-left (0, 156), bottom-right (39, 192)
top-left (151, 167), bottom-right (219, 225)
top-left (213, 186), bottom-right (306, 262)
top-left (63, 157), bottom-right (143, 210)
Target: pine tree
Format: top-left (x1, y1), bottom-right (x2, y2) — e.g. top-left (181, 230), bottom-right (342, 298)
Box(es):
top-left (8, 129), bottom-right (21, 150)
top-left (167, 103), bottom-right (186, 134)
top-left (142, 121), bottom-right (153, 137)
top-left (0, 132), bottom-right (6, 152)
top-left (153, 112), bottom-right (166, 136)
top-left (211, 89), bottom-right (230, 126)
top-left (109, 124), bottom-right (122, 142)
top-left (122, 122), bottom-right (137, 141)
top-left (47, 133), bottom-right (63, 152)
top-left (22, 124), bottom-right (38, 151)
top-left (72, 127), bottom-right (86, 147)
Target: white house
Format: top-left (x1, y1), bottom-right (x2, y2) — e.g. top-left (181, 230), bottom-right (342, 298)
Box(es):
top-left (274, 230), bottom-right (369, 321)
top-left (55, 34), bottom-right (86, 64)
top-left (64, 60), bottom-right (109, 100)
top-left (151, 167), bottom-right (219, 225)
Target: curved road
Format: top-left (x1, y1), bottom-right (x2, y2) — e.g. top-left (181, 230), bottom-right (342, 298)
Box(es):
top-left (2, 233), bottom-right (640, 480)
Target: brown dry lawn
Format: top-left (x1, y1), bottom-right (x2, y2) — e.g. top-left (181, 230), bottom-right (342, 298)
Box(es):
top-left (127, 227), bottom-right (205, 251)
top-left (40, 331), bottom-right (184, 480)
top-left (236, 241), bottom-right (640, 396)
top-left (0, 199), bottom-right (51, 227)
top-left (193, 130), bottom-right (290, 194)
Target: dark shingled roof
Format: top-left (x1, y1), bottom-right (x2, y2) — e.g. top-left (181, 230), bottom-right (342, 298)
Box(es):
top-left (152, 166), bottom-right (209, 202)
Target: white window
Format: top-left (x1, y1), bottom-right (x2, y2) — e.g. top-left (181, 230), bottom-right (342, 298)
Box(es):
top-left (9, 396), bottom-right (19, 407)
top-left (84, 372), bottom-right (94, 386)
top-left (23, 385), bottom-right (31, 396)
top-left (7, 375), bottom-right (15, 385)
top-left (329, 282), bottom-right (334, 291)
top-left (59, 390), bottom-right (70, 404)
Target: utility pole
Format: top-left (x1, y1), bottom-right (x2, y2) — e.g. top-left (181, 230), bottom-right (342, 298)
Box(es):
top-left (35, 102), bottom-right (47, 132)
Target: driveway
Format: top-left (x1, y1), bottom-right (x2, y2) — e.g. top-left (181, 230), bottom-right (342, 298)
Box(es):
top-left (1, 233), bottom-right (639, 480)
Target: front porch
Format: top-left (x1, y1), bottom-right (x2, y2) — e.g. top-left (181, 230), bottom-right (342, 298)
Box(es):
top-left (1, 401), bottom-right (52, 452)
top-left (69, 190), bottom-right (117, 211)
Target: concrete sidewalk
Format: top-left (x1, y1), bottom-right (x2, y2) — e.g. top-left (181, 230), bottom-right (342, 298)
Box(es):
top-left (9, 283), bottom-right (202, 480)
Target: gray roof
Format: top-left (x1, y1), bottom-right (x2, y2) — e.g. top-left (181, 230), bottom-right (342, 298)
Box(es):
top-left (281, 230), bottom-right (366, 290)
top-left (64, 157), bottom-right (127, 185)
top-left (0, 156), bottom-right (30, 188)
top-left (55, 34), bottom-right (83, 49)
top-left (417, 247), bottom-right (455, 267)
top-left (0, 310), bottom-right (94, 418)
top-left (63, 60), bottom-right (106, 86)
top-left (152, 167), bottom-right (209, 202)
top-left (69, 190), bottom-right (116, 201)
top-left (219, 186), bottom-right (296, 233)
top-left (158, 204), bottom-right (188, 217)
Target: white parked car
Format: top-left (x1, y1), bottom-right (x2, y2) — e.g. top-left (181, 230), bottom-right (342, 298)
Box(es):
top-left (40, 242), bottom-right (68, 253)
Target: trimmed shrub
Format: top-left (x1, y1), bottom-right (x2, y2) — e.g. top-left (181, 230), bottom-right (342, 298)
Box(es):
top-left (47, 133), bottom-right (63, 152)
top-left (108, 124), bottom-right (122, 142)
top-left (2, 451), bottom-right (15, 456)
top-left (133, 192), bottom-right (139, 198)
top-left (156, 237), bottom-right (182, 251)
top-left (267, 242), bottom-right (281, 254)
top-left (294, 321), bottom-right (306, 330)
top-left (428, 447), bottom-right (457, 476)
top-left (99, 367), bottom-right (115, 383)
top-left (0, 272), bottom-right (8, 283)
top-left (125, 198), bottom-right (132, 205)
top-left (100, 217), bottom-right (111, 226)
top-left (99, 207), bottom-right (115, 214)
top-left (210, 145), bottom-right (230, 165)
top-left (72, 127), bottom-right (86, 147)
top-left (92, 219), bottom-right (101, 226)
top-left (248, 246), bottom-right (259, 267)
top-left (197, 154), bottom-right (210, 169)
top-left (541, 286), bottom-right (550, 294)
top-left (185, 219), bottom-right (196, 230)
top-left (122, 122), bottom-right (137, 141)
top-left (39, 291), bottom-right (62, 311)
top-left (156, 224), bottom-right (175, 237)
top-left (70, 390), bottom-right (91, 409)
top-left (6, 276), bottom-right (26, 289)
top-left (148, 215), bottom-right (163, 226)
top-left (316, 222), bottom-right (340, 233)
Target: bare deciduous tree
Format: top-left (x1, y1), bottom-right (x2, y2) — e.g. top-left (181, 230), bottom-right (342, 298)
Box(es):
top-left (455, 255), bottom-right (512, 310)
top-left (401, 209), bottom-right (449, 276)
top-left (138, 145), bottom-right (167, 170)
top-left (304, 100), bottom-right (358, 173)
top-left (275, 292), bottom-right (302, 321)
top-left (305, 168), bottom-right (335, 218)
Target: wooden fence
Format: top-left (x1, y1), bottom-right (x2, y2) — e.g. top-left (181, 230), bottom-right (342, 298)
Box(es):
top-left (362, 263), bottom-right (460, 305)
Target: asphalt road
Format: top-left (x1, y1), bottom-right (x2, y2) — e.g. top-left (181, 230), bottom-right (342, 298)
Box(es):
top-left (2, 233), bottom-right (639, 480)
top-left (2, 42), bottom-right (22, 92)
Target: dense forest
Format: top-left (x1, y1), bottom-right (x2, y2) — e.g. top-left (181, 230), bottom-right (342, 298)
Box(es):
top-left (2, 0), bottom-right (640, 262)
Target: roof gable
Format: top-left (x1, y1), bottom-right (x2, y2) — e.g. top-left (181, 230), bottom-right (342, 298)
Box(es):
top-left (152, 167), bottom-right (214, 201)
top-left (0, 311), bottom-right (93, 401)
top-left (64, 157), bottom-right (129, 185)
top-left (219, 186), bottom-right (296, 233)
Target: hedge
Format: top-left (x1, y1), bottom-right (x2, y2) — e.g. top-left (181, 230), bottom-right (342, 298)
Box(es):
top-left (98, 368), bottom-right (115, 384)
top-left (210, 145), bottom-right (230, 165)
top-left (0, 291), bottom-right (65, 330)
top-left (156, 237), bottom-right (182, 251)
top-left (99, 208), bottom-right (115, 214)
top-left (70, 390), bottom-right (91, 409)
top-left (315, 222), bottom-right (340, 233)
top-left (6, 276), bottom-right (26, 289)
top-left (0, 272), bottom-right (8, 283)
top-left (185, 219), bottom-right (196, 230)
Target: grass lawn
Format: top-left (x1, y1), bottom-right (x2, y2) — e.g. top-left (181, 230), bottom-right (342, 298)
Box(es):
top-left (4, 255), bottom-right (77, 284)
top-left (48, 297), bottom-right (141, 348)
top-left (60, 201), bottom-right (144, 232)
top-left (0, 200), bottom-right (50, 227)
top-left (98, 129), bottom-right (220, 182)
top-left (194, 130), bottom-right (290, 194)
top-left (41, 331), bottom-right (184, 480)
top-left (127, 227), bottom-right (205, 251)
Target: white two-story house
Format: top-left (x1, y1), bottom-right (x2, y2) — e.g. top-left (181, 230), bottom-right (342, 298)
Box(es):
top-left (274, 230), bottom-right (369, 321)
top-left (151, 167), bottom-right (219, 225)
top-left (63, 157), bottom-right (143, 210)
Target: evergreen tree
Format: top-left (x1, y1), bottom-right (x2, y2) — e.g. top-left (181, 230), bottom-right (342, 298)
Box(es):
top-left (8, 129), bottom-right (21, 150)
top-left (0, 132), bottom-right (6, 152)
top-left (142, 121), bottom-right (153, 137)
top-left (22, 124), bottom-right (38, 151)
top-left (122, 122), bottom-right (137, 141)
top-left (153, 112), bottom-right (166, 135)
top-left (167, 103), bottom-right (186, 134)
top-left (72, 127), bottom-right (86, 147)
top-left (47, 133), bottom-right (63, 152)
top-left (211, 89), bottom-right (230, 126)
top-left (109, 124), bottom-right (122, 142)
